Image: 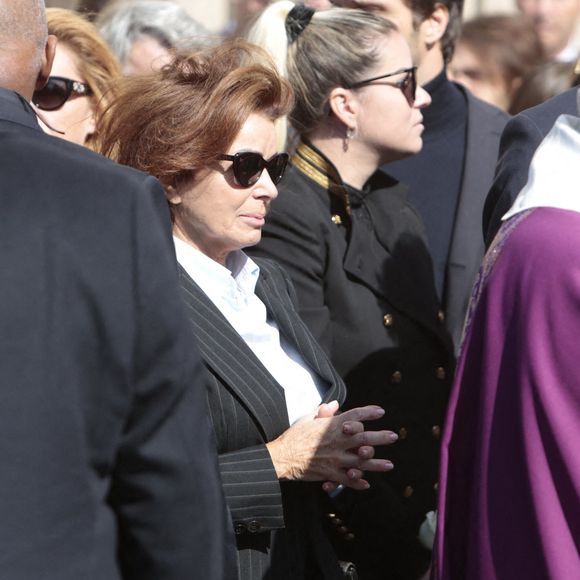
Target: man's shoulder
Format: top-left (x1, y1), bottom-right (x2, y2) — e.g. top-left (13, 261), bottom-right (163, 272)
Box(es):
top-left (462, 87), bottom-right (510, 133)
top-left (1, 119), bottom-right (151, 190)
top-left (509, 87), bottom-right (578, 137)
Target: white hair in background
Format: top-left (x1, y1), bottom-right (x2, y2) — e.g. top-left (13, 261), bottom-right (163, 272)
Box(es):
top-left (96, 0), bottom-right (212, 68)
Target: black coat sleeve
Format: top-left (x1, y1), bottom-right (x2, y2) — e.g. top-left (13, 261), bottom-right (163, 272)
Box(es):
top-left (482, 112), bottom-right (546, 248)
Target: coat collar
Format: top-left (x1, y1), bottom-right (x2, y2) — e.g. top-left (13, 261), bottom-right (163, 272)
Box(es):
top-left (290, 157), bottom-right (447, 342)
top-left (0, 88), bottom-right (42, 132)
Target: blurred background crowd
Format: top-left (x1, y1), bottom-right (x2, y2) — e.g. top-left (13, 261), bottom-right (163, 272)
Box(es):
top-left (47, 0), bottom-right (579, 115)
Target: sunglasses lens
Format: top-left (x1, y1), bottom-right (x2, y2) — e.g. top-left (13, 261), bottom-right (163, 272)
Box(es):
top-left (403, 70), bottom-right (416, 106)
top-left (266, 153), bottom-right (289, 185)
top-left (234, 152), bottom-right (264, 187)
top-left (33, 78), bottom-right (69, 111)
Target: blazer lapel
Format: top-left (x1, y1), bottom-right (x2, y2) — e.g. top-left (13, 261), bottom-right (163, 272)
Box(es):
top-left (254, 261), bottom-right (345, 406)
top-left (178, 267), bottom-right (289, 441)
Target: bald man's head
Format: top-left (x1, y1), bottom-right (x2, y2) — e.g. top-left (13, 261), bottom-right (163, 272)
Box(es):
top-left (0, 0), bottom-right (53, 99)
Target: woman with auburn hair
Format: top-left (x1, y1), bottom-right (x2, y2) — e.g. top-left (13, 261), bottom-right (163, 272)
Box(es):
top-left (32, 8), bottom-right (121, 148)
top-left (247, 3), bottom-right (454, 579)
top-left (99, 40), bottom-right (397, 580)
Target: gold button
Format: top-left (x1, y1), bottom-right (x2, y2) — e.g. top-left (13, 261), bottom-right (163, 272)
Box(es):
top-left (345, 533), bottom-right (356, 541)
top-left (383, 313), bottom-right (393, 327)
top-left (437, 309), bottom-right (445, 322)
top-left (326, 513), bottom-right (336, 519)
top-left (391, 370), bottom-right (403, 384)
top-left (398, 427), bottom-right (408, 440)
top-left (330, 517), bottom-right (343, 526)
top-left (337, 526), bottom-right (349, 534)
top-left (432, 425), bottom-right (441, 439)
top-left (403, 485), bottom-right (414, 498)
top-left (435, 366), bottom-right (446, 380)
top-left (331, 214), bottom-right (342, 225)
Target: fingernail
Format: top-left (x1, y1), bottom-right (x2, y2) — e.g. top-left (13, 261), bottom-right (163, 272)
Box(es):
top-left (342, 423), bottom-right (352, 434)
top-left (361, 481), bottom-right (370, 490)
top-left (388, 432), bottom-right (398, 442)
top-left (383, 461), bottom-right (394, 471)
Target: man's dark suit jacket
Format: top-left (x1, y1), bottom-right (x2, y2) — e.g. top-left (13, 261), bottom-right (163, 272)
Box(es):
top-left (483, 87), bottom-right (580, 247)
top-left (0, 89), bottom-right (234, 580)
top-left (384, 85), bottom-right (508, 350)
top-left (179, 258), bottom-right (346, 580)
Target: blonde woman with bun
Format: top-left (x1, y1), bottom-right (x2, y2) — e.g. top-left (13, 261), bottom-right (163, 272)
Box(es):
top-left (248, 3), bottom-right (454, 579)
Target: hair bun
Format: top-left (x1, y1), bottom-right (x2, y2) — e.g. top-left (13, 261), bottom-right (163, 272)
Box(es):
top-left (285, 4), bottom-right (315, 44)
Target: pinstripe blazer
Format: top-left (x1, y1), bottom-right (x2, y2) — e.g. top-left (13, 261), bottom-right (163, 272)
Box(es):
top-left (179, 257), bottom-right (346, 580)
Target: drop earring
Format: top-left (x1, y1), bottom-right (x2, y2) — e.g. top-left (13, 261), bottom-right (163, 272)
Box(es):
top-left (343, 126), bottom-right (356, 152)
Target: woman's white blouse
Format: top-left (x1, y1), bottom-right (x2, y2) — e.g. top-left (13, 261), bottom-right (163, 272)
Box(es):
top-left (174, 237), bottom-right (325, 425)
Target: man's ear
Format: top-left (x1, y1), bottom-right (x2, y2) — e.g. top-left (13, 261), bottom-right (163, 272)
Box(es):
top-left (328, 86), bottom-right (359, 132)
top-left (165, 184), bottom-right (182, 206)
top-left (419, 3), bottom-right (449, 47)
top-left (35, 34), bottom-right (57, 91)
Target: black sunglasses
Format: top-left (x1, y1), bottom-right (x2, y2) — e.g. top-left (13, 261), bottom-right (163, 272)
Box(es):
top-left (218, 151), bottom-right (289, 188)
top-left (347, 66), bottom-right (417, 106)
top-left (32, 76), bottom-right (92, 111)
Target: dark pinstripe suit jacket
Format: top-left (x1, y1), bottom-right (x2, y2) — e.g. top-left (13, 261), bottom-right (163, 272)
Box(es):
top-left (179, 257), bottom-right (346, 580)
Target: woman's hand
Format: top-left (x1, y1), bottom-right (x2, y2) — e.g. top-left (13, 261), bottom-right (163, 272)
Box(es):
top-left (266, 401), bottom-right (397, 490)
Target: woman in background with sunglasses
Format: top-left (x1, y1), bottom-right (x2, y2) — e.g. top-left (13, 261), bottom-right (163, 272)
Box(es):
top-left (33, 8), bottom-right (120, 149)
top-left (247, 4), bottom-right (456, 579)
top-left (99, 40), bottom-right (397, 580)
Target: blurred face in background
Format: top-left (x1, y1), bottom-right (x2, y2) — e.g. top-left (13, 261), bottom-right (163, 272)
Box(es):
top-left (449, 42), bottom-right (513, 110)
top-left (518, 0), bottom-right (580, 58)
top-left (125, 34), bottom-right (173, 75)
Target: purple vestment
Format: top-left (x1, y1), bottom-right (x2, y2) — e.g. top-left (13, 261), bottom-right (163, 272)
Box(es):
top-left (433, 207), bottom-right (580, 579)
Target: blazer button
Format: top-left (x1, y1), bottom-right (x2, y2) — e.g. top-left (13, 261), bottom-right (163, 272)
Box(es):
top-left (331, 214), bottom-right (342, 225)
top-left (247, 520), bottom-right (262, 533)
top-left (432, 425), bottom-right (441, 439)
top-left (437, 309), bottom-right (445, 323)
top-left (337, 526), bottom-right (350, 535)
top-left (398, 427), bottom-right (408, 440)
top-left (383, 313), bottom-right (394, 327)
top-left (403, 485), bottom-right (414, 498)
top-left (435, 366), bottom-right (446, 380)
top-left (330, 517), bottom-right (343, 526)
top-left (345, 533), bottom-right (356, 541)
top-left (234, 522), bottom-right (247, 535)
top-left (391, 370), bottom-right (403, 384)
top-left (434, 482), bottom-right (439, 492)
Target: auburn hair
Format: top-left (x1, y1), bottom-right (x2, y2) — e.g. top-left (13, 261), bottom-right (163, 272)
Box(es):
top-left (98, 40), bottom-right (293, 188)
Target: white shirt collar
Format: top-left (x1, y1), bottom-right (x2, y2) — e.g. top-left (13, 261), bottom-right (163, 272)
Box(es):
top-left (502, 112), bottom-right (580, 221)
top-left (173, 236), bottom-right (260, 302)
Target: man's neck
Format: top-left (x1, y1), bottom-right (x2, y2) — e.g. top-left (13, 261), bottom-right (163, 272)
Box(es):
top-left (416, 47), bottom-right (446, 86)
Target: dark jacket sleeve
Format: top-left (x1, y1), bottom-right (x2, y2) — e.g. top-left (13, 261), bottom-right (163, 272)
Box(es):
top-left (218, 444), bottom-right (285, 533)
top-left (109, 176), bottom-right (237, 580)
top-left (482, 112), bottom-right (547, 248)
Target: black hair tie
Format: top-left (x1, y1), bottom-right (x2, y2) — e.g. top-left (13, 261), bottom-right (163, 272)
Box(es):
top-left (285, 5), bottom-right (315, 44)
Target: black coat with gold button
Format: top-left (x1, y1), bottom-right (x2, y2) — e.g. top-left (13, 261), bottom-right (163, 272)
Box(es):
top-left (248, 141), bottom-right (455, 580)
